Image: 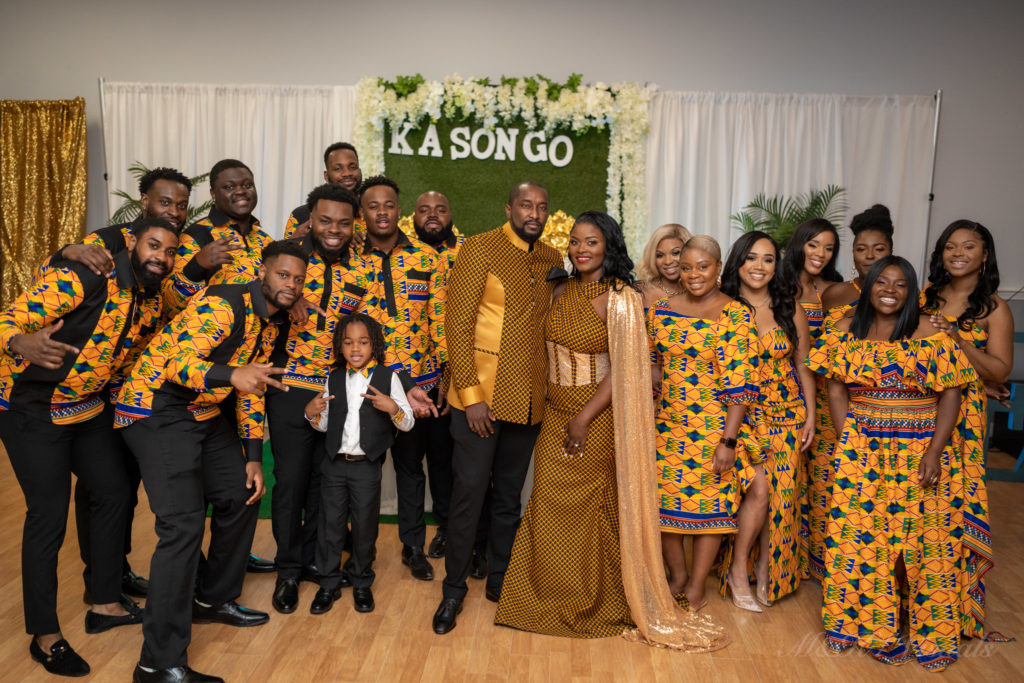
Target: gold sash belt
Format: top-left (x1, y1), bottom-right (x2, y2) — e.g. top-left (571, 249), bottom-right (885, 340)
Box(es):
top-left (546, 341), bottom-right (610, 387)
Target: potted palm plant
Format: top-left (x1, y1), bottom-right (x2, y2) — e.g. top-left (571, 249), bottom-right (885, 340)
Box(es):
top-left (108, 162), bottom-right (212, 225)
top-left (730, 185), bottom-right (846, 249)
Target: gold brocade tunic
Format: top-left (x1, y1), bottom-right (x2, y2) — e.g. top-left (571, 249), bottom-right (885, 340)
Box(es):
top-left (445, 223), bottom-right (563, 424)
top-left (495, 278), bottom-right (629, 637)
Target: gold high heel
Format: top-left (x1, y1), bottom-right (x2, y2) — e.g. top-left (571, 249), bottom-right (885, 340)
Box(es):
top-left (726, 573), bottom-right (763, 613)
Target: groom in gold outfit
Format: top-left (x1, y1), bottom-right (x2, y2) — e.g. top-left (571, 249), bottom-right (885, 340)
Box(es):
top-left (432, 181), bottom-right (564, 634)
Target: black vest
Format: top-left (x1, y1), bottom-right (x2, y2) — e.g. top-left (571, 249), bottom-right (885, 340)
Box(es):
top-left (324, 365), bottom-right (398, 462)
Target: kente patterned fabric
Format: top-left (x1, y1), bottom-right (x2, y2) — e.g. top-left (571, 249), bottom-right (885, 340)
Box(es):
top-left (115, 280), bottom-right (280, 462)
top-left (647, 298), bottom-right (759, 534)
top-left (721, 326), bottom-right (807, 603)
top-left (445, 223), bottom-right (563, 424)
top-left (799, 294), bottom-right (834, 582)
top-left (357, 231), bottom-right (446, 390)
top-left (273, 236), bottom-right (369, 392)
top-left (164, 208), bottom-right (275, 316)
top-left (920, 287), bottom-right (997, 640)
top-left (0, 251), bottom-right (162, 425)
top-left (611, 285), bottom-right (729, 650)
top-left (807, 327), bottom-right (976, 671)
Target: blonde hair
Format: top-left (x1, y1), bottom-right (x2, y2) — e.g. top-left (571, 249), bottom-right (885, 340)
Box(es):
top-left (683, 234), bottom-right (722, 262)
top-left (637, 223), bottom-right (693, 282)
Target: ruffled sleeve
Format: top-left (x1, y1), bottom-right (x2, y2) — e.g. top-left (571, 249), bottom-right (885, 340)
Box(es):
top-left (715, 301), bottom-right (759, 405)
top-left (805, 318), bottom-right (845, 379)
top-left (907, 334), bottom-right (977, 391)
top-left (806, 330), bottom-right (976, 392)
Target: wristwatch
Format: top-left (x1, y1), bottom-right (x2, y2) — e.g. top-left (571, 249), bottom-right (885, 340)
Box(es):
top-left (721, 436), bottom-right (738, 450)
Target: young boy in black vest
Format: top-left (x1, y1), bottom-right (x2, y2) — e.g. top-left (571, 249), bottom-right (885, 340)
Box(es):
top-left (304, 312), bottom-right (413, 614)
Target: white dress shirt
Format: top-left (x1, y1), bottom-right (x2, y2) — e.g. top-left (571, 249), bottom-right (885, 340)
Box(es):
top-left (309, 365), bottom-right (414, 455)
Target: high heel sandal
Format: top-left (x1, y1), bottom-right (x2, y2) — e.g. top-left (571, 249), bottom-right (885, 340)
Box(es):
top-left (755, 575), bottom-right (772, 608)
top-left (726, 573), bottom-right (762, 613)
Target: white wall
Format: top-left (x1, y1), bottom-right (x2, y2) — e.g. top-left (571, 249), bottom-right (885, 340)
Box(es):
top-left (3, 0), bottom-right (1023, 294)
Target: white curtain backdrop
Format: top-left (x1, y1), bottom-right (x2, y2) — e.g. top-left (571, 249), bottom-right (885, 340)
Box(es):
top-left (101, 81), bottom-right (357, 239)
top-left (646, 91), bottom-right (937, 274)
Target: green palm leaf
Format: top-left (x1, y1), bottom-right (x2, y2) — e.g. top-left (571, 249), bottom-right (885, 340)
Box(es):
top-left (731, 185), bottom-right (846, 249)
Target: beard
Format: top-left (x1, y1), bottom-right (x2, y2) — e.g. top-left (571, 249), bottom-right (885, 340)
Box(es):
top-left (310, 232), bottom-right (350, 264)
top-left (510, 219), bottom-right (543, 245)
top-left (260, 279), bottom-right (297, 311)
top-left (414, 218), bottom-right (454, 246)
top-left (130, 249), bottom-right (167, 294)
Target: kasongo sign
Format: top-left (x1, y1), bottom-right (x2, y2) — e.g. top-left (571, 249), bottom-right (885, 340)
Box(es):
top-left (383, 118), bottom-right (609, 236)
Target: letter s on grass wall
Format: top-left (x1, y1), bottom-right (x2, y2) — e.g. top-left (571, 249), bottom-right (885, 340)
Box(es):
top-left (450, 126), bottom-right (471, 160)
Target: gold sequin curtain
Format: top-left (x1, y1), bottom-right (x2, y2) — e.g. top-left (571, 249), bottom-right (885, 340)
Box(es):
top-left (0, 97), bottom-right (88, 306)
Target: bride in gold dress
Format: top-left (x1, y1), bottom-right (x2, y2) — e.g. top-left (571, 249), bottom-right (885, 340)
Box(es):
top-left (494, 211), bottom-right (727, 651)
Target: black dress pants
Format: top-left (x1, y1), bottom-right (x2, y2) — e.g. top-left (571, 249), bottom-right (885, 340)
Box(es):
top-left (123, 412), bottom-right (258, 670)
top-left (266, 386), bottom-right (323, 579)
top-left (442, 409), bottom-right (539, 600)
top-left (316, 454), bottom-right (383, 591)
top-left (75, 430), bottom-right (141, 587)
top-left (391, 385), bottom-right (454, 549)
top-left (0, 404), bottom-right (130, 635)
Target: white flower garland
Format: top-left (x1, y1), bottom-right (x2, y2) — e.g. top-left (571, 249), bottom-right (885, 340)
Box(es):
top-left (354, 75), bottom-right (655, 252)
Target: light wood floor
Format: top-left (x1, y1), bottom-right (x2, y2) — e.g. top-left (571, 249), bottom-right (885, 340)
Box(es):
top-left (0, 449), bottom-right (1022, 682)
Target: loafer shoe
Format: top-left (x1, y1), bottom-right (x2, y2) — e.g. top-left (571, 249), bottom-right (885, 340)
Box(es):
top-left (427, 529), bottom-right (447, 558)
top-left (469, 548), bottom-right (488, 580)
top-left (310, 587), bottom-right (342, 615)
top-left (353, 587), bottom-right (374, 613)
top-left (122, 569), bottom-right (149, 598)
top-left (401, 546), bottom-right (434, 581)
top-left (432, 598), bottom-right (462, 635)
top-left (30, 638), bottom-right (89, 677)
top-left (272, 578), bottom-right (299, 614)
top-left (485, 586), bottom-right (501, 603)
top-left (132, 664), bottom-right (224, 682)
top-left (85, 599), bottom-right (144, 633)
top-left (245, 553), bottom-right (275, 573)
top-left (192, 600), bottom-right (269, 627)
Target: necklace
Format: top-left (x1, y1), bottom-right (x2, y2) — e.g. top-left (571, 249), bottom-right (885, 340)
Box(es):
top-left (652, 278), bottom-right (682, 297)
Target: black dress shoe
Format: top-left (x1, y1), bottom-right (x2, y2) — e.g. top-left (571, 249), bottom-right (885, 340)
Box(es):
top-left (272, 578), bottom-right (299, 614)
top-left (485, 586), bottom-right (501, 603)
top-left (427, 529), bottom-right (447, 558)
top-left (432, 598), bottom-right (463, 635)
top-left (353, 587), bottom-right (374, 613)
top-left (132, 664), bottom-right (224, 682)
top-left (245, 553), bottom-right (275, 573)
top-left (401, 545), bottom-right (434, 581)
top-left (469, 547), bottom-right (488, 580)
top-left (302, 564), bottom-right (351, 587)
top-left (30, 638), bottom-right (90, 677)
top-left (85, 599), bottom-right (144, 633)
top-left (310, 587), bottom-right (341, 615)
top-left (192, 600), bottom-right (269, 627)
top-left (122, 569), bottom-right (149, 597)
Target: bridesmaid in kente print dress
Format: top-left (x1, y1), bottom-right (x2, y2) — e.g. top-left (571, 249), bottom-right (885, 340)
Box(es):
top-left (648, 235), bottom-right (759, 612)
top-left (781, 219), bottom-right (843, 582)
top-left (809, 256), bottom-right (976, 671)
top-left (922, 220), bottom-right (1014, 640)
top-left (719, 232), bottom-right (816, 609)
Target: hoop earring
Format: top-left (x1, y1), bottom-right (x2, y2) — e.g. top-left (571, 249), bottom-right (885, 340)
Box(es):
top-left (981, 262), bottom-right (987, 278)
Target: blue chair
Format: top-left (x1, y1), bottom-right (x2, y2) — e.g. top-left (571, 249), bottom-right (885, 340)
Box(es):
top-left (985, 381), bottom-right (1024, 482)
